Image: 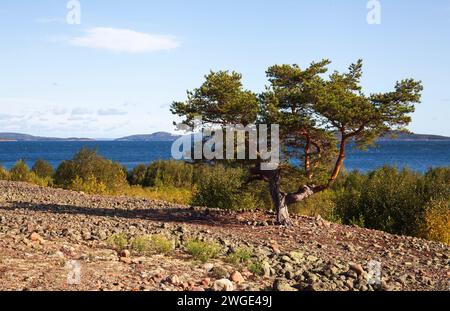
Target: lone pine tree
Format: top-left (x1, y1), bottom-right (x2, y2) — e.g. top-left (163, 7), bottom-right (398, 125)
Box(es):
top-left (171, 60), bottom-right (423, 225)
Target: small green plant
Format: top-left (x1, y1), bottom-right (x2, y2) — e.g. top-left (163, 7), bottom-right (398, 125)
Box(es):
top-left (185, 239), bottom-right (221, 262)
top-left (107, 233), bottom-right (128, 251)
top-left (226, 247), bottom-right (252, 265)
top-left (131, 234), bottom-right (174, 255)
top-left (248, 261), bottom-right (264, 276)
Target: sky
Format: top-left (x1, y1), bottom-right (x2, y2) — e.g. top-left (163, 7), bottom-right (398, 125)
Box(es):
top-left (0, 0), bottom-right (449, 138)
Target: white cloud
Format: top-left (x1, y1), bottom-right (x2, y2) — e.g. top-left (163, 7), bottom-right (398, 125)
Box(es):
top-left (69, 27), bottom-right (180, 53)
top-left (71, 108), bottom-right (92, 115)
top-left (98, 108), bottom-right (128, 116)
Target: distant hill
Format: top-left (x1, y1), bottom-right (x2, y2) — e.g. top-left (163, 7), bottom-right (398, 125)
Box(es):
top-left (379, 131), bottom-right (450, 141)
top-left (115, 132), bottom-right (181, 141)
top-left (0, 133), bottom-right (94, 142)
top-left (1, 131), bottom-right (448, 142)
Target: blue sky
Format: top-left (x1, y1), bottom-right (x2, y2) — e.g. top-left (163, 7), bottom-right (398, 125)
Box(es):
top-left (0, 0), bottom-right (449, 138)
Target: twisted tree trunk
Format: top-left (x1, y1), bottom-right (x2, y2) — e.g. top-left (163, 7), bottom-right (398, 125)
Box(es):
top-left (267, 169), bottom-right (316, 226)
top-left (267, 170), bottom-right (291, 226)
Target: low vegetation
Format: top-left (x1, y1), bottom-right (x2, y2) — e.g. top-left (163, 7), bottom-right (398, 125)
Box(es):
top-left (0, 149), bottom-right (448, 244)
top-left (131, 234), bottom-right (174, 255)
top-left (106, 233), bottom-right (128, 251)
top-left (185, 239), bottom-right (222, 262)
top-left (226, 247), bottom-right (252, 265)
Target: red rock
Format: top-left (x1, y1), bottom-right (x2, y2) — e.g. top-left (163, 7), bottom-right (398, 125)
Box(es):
top-left (349, 263), bottom-right (364, 276)
top-left (271, 243), bottom-right (281, 254)
top-left (30, 232), bottom-right (44, 244)
top-left (201, 278), bottom-right (210, 286)
top-left (230, 271), bottom-right (245, 284)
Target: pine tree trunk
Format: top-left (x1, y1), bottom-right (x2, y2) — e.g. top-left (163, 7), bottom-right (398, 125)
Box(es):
top-left (268, 170), bottom-right (293, 226)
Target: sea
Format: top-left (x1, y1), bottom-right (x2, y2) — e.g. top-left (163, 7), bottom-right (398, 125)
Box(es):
top-left (0, 141), bottom-right (449, 173)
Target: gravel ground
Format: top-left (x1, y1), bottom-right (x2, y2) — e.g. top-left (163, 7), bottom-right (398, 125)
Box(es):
top-left (0, 181), bottom-right (448, 291)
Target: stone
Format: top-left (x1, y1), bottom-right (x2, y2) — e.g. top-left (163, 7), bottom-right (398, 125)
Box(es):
top-left (306, 255), bottom-right (318, 262)
top-left (202, 263), bottom-right (214, 272)
top-left (273, 278), bottom-right (298, 291)
top-left (30, 232), bottom-right (44, 244)
top-left (168, 274), bottom-right (180, 285)
top-left (281, 255), bottom-right (291, 263)
top-left (289, 251), bottom-right (304, 262)
top-left (349, 263), bottom-right (364, 276)
top-left (230, 271), bottom-right (244, 284)
top-left (271, 243), bottom-right (281, 254)
top-left (344, 244), bottom-right (356, 253)
top-left (285, 270), bottom-right (294, 280)
top-left (201, 278), bottom-right (210, 286)
top-left (119, 250), bottom-right (131, 258)
top-left (213, 279), bottom-right (234, 291)
top-left (97, 230), bottom-right (107, 241)
top-left (81, 229), bottom-right (92, 240)
top-left (262, 261), bottom-right (271, 278)
top-left (211, 266), bottom-right (229, 279)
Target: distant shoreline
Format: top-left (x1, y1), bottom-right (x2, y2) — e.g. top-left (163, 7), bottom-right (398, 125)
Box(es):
top-left (1, 131), bottom-right (450, 142)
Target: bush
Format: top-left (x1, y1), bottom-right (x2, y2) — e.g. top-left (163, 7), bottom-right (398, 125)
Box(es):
top-left (9, 160), bottom-right (31, 181)
top-left (107, 233), bottom-right (128, 251)
top-left (127, 164), bottom-right (148, 186)
top-left (191, 165), bottom-right (259, 210)
top-left (68, 175), bottom-right (107, 194)
top-left (32, 159), bottom-right (54, 178)
top-left (143, 160), bottom-right (194, 188)
top-left (290, 190), bottom-right (340, 223)
top-left (54, 148), bottom-right (128, 194)
top-left (334, 166), bottom-right (450, 239)
top-left (185, 239), bottom-right (221, 262)
top-left (7, 160), bottom-right (52, 186)
top-left (131, 234), bottom-right (174, 255)
top-left (421, 199), bottom-right (449, 244)
top-left (0, 165), bottom-right (9, 180)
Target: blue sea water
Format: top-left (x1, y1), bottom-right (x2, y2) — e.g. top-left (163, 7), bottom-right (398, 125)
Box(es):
top-left (0, 141), bottom-right (449, 173)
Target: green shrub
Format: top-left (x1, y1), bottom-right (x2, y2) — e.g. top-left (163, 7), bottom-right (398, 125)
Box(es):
top-left (185, 239), bottom-right (221, 262)
top-left (0, 165), bottom-right (9, 180)
top-left (191, 165), bottom-right (259, 210)
top-left (107, 233), bottom-right (128, 251)
top-left (127, 164), bottom-right (148, 186)
top-left (334, 166), bottom-right (450, 237)
top-left (54, 148), bottom-right (128, 194)
top-left (32, 159), bottom-right (54, 178)
top-left (226, 247), bottom-right (252, 265)
top-left (290, 190), bottom-right (340, 222)
top-left (143, 160), bottom-right (194, 188)
top-left (131, 234), bottom-right (174, 255)
top-left (9, 160), bottom-right (31, 181)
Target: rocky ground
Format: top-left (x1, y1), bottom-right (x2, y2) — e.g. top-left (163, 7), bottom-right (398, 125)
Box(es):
top-left (0, 180), bottom-right (448, 291)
